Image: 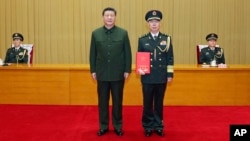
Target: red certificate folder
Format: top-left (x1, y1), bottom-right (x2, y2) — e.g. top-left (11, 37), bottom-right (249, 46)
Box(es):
top-left (136, 52), bottom-right (150, 74)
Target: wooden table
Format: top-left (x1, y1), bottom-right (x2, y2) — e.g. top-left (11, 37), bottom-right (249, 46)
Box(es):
top-left (0, 64), bottom-right (249, 105)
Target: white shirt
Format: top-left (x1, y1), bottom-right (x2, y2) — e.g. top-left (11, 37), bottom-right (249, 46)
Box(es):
top-left (151, 32), bottom-right (159, 37)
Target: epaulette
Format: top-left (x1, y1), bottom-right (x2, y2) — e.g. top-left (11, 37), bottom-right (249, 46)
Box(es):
top-left (162, 33), bottom-right (170, 37)
top-left (139, 33), bottom-right (149, 39)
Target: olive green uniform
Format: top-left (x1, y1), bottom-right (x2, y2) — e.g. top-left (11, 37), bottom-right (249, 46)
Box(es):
top-left (89, 26), bottom-right (132, 130)
top-left (4, 47), bottom-right (28, 63)
top-left (200, 47), bottom-right (225, 64)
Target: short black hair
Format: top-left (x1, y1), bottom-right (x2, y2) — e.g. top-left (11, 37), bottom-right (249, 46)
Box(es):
top-left (102, 7), bottom-right (117, 16)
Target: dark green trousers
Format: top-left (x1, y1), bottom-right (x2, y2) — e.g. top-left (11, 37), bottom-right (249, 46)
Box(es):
top-left (142, 83), bottom-right (167, 130)
top-left (97, 79), bottom-right (124, 130)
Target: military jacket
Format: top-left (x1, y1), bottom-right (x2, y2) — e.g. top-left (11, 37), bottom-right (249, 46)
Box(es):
top-left (89, 26), bottom-right (132, 81)
top-left (200, 47), bottom-right (225, 64)
top-left (138, 32), bottom-right (174, 84)
top-left (4, 47), bottom-right (28, 63)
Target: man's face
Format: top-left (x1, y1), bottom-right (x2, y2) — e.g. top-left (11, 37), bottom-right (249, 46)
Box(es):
top-left (13, 39), bottom-right (22, 47)
top-left (103, 10), bottom-right (116, 27)
top-left (208, 39), bottom-right (216, 47)
top-left (148, 20), bottom-right (160, 33)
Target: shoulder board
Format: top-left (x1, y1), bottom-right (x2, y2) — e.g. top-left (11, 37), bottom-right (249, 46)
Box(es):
top-left (162, 33), bottom-right (170, 37)
top-left (204, 47), bottom-right (209, 50)
top-left (7, 48), bottom-right (13, 51)
top-left (139, 33), bottom-right (149, 39)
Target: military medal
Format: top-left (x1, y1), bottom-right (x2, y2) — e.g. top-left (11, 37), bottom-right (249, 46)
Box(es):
top-left (160, 40), bottom-right (166, 45)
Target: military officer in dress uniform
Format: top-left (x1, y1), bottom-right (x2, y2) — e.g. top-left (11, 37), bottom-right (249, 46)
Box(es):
top-left (200, 33), bottom-right (225, 65)
top-left (4, 33), bottom-right (28, 64)
top-left (89, 7), bottom-right (132, 136)
top-left (137, 10), bottom-right (174, 137)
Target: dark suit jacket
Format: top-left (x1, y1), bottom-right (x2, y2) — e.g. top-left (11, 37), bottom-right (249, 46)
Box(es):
top-left (138, 32), bottom-right (174, 84)
top-left (200, 47), bottom-right (225, 64)
top-left (4, 47), bottom-right (28, 63)
top-left (89, 26), bottom-right (132, 81)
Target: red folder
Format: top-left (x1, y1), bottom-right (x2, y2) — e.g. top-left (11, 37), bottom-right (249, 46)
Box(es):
top-left (136, 52), bottom-right (150, 74)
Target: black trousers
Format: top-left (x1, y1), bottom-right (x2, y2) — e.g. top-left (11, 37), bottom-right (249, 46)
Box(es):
top-left (97, 79), bottom-right (124, 130)
top-left (142, 83), bottom-right (167, 130)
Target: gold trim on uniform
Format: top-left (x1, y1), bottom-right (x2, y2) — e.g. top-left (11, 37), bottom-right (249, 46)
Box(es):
top-left (215, 48), bottom-right (224, 58)
top-left (154, 49), bottom-right (156, 60)
top-left (147, 17), bottom-right (161, 21)
top-left (167, 65), bottom-right (174, 73)
top-left (157, 36), bottom-right (170, 52)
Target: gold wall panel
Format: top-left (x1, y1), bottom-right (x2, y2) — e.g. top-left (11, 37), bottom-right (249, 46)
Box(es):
top-left (0, 0), bottom-right (249, 64)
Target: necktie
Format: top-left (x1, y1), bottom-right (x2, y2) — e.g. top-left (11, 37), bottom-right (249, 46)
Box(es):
top-left (153, 36), bottom-right (157, 40)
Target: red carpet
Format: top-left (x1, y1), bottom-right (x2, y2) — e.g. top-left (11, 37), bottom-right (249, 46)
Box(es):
top-left (0, 105), bottom-right (250, 141)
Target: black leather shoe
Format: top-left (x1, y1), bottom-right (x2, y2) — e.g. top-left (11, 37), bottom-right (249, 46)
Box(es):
top-left (144, 130), bottom-right (152, 137)
top-left (114, 129), bottom-right (123, 136)
top-left (155, 129), bottom-right (164, 136)
top-left (97, 129), bottom-right (108, 136)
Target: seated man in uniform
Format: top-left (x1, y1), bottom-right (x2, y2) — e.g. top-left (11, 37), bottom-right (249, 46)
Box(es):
top-left (200, 33), bottom-right (225, 65)
top-left (4, 33), bottom-right (28, 64)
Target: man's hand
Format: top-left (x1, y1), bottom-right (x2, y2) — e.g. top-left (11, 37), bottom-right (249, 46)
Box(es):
top-left (138, 68), bottom-right (146, 75)
top-left (167, 77), bottom-right (173, 82)
top-left (124, 72), bottom-right (130, 79)
top-left (91, 73), bottom-right (96, 80)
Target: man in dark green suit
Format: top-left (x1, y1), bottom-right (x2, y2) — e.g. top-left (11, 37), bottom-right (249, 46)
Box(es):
top-left (200, 33), bottom-right (225, 65)
top-left (89, 7), bottom-right (132, 136)
top-left (137, 10), bottom-right (174, 137)
top-left (4, 33), bottom-right (28, 64)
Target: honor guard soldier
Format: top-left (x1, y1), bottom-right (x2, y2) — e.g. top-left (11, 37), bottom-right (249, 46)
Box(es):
top-left (4, 33), bottom-right (28, 64)
top-left (200, 33), bottom-right (225, 65)
top-left (137, 10), bottom-right (174, 137)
